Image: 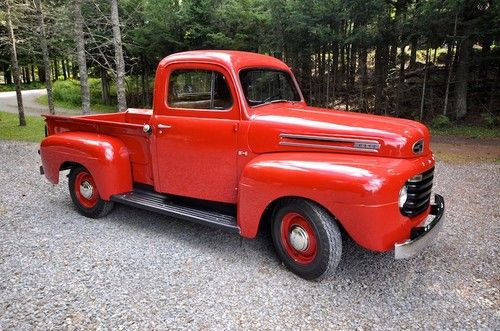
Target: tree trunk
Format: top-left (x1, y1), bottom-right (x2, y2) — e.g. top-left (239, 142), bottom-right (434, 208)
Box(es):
top-left (331, 42), bottom-right (339, 105)
top-left (34, 0), bottom-right (55, 114)
top-left (110, 0), bottom-right (127, 111)
top-left (479, 36), bottom-right (492, 81)
top-left (358, 48), bottom-right (368, 86)
top-left (30, 65), bottom-right (35, 82)
top-left (347, 43), bottom-right (356, 111)
top-left (5, 0), bottom-right (26, 126)
top-left (419, 48), bottom-right (430, 121)
top-left (443, 13), bottom-right (458, 116)
top-left (53, 59), bottom-right (59, 80)
top-left (345, 43), bottom-right (351, 111)
top-left (454, 37), bottom-right (472, 119)
top-left (38, 65), bottom-right (45, 83)
top-left (101, 68), bottom-right (111, 105)
top-left (62, 59), bottom-right (68, 80)
top-left (73, 0), bottom-right (91, 115)
top-left (22, 67), bottom-right (27, 84)
top-left (23, 67), bottom-right (31, 84)
top-left (318, 47), bottom-right (326, 106)
top-left (145, 64), bottom-right (151, 107)
top-left (399, 45), bottom-right (406, 84)
top-left (389, 45), bottom-right (398, 69)
top-left (395, 45), bottom-right (406, 115)
top-left (374, 43), bottom-right (389, 114)
top-left (141, 55), bottom-right (150, 107)
top-left (71, 61), bottom-right (78, 79)
top-left (409, 37), bottom-right (418, 69)
top-left (358, 48), bottom-right (368, 112)
top-left (488, 64), bottom-right (500, 113)
top-left (4, 63), bottom-right (12, 85)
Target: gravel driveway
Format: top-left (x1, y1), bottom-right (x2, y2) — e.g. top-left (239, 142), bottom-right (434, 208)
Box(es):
top-left (0, 140), bottom-right (498, 330)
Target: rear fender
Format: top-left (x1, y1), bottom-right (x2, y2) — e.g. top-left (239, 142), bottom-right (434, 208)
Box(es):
top-left (40, 132), bottom-right (132, 200)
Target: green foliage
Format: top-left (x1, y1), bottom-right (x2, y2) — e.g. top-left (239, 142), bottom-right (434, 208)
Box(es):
top-left (51, 80), bottom-right (84, 105)
top-left (38, 79), bottom-right (117, 113)
top-left (431, 125), bottom-right (500, 138)
top-left (2, 0), bottom-right (499, 125)
top-left (36, 94), bottom-right (116, 113)
top-left (480, 112), bottom-right (499, 128)
top-left (0, 112), bottom-right (45, 142)
top-left (431, 115), bottom-right (452, 128)
top-left (54, 79), bottom-right (115, 106)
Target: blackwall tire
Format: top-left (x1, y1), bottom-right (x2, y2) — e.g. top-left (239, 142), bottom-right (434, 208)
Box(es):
top-left (271, 198), bottom-right (342, 280)
top-left (68, 166), bottom-right (114, 218)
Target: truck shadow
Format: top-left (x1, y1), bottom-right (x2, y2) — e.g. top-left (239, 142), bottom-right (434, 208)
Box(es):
top-left (99, 203), bottom-right (408, 283)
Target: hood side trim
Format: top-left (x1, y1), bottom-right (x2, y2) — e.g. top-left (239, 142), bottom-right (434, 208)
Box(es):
top-left (279, 133), bottom-right (380, 153)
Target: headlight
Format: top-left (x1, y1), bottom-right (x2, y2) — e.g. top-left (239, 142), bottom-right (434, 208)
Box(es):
top-left (398, 185), bottom-right (408, 208)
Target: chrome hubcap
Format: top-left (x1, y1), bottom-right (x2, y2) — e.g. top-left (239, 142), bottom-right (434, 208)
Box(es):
top-left (289, 225), bottom-right (309, 252)
top-left (80, 181), bottom-right (94, 199)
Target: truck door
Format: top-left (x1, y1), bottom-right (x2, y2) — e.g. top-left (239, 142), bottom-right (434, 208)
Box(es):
top-left (151, 64), bottom-right (240, 203)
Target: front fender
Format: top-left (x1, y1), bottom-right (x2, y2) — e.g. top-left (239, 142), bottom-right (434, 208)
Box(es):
top-left (40, 132), bottom-right (132, 200)
top-left (237, 152), bottom-right (435, 251)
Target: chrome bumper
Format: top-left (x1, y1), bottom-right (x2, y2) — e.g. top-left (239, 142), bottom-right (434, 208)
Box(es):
top-left (394, 194), bottom-right (445, 259)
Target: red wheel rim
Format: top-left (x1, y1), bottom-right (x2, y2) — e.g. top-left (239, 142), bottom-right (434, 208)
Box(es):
top-left (280, 212), bottom-right (317, 265)
top-left (74, 171), bottom-right (98, 209)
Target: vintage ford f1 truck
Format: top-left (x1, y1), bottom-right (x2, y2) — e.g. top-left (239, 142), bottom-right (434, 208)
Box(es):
top-left (40, 51), bottom-right (445, 280)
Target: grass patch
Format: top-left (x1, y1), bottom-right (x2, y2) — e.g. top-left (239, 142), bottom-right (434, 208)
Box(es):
top-left (36, 94), bottom-right (117, 113)
top-left (431, 125), bottom-right (500, 138)
top-left (0, 112), bottom-right (45, 142)
top-left (0, 82), bottom-right (45, 92)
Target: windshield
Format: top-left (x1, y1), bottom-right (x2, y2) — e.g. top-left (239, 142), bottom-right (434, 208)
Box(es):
top-left (239, 69), bottom-right (301, 107)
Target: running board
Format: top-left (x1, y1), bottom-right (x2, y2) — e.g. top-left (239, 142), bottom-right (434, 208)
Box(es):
top-left (111, 189), bottom-right (239, 233)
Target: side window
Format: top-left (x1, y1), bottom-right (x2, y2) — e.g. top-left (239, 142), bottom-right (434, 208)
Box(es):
top-left (168, 69), bottom-right (233, 110)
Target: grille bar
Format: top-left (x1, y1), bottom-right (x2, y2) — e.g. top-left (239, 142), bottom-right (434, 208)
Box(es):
top-left (402, 167), bottom-right (434, 217)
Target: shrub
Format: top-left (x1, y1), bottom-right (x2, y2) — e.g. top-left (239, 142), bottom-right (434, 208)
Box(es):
top-left (52, 79), bottom-right (116, 107)
top-left (52, 80), bottom-right (82, 106)
top-left (480, 112), bottom-right (499, 128)
top-left (431, 115), bottom-right (451, 128)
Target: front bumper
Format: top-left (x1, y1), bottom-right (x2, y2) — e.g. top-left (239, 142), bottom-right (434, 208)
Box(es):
top-left (394, 194), bottom-right (445, 259)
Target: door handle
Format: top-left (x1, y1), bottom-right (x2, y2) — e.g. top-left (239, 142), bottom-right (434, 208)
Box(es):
top-left (157, 124), bottom-right (172, 129)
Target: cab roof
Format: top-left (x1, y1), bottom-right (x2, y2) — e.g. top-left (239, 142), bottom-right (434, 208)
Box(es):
top-left (158, 50), bottom-right (290, 72)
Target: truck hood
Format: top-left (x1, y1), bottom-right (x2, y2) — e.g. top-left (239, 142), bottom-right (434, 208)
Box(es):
top-left (247, 103), bottom-right (431, 159)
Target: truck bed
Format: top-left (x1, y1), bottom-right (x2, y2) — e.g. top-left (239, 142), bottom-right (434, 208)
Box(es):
top-left (44, 108), bottom-right (154, 185)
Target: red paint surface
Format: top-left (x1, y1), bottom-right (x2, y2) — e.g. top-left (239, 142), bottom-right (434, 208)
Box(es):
top-left (40, 131), bottom-right (133, 200)
top-left (40, 50), bottom-right (439, 253)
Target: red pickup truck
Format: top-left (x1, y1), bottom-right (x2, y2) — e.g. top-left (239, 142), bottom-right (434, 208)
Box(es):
top-left (40, 50), bottom-right (444, 280)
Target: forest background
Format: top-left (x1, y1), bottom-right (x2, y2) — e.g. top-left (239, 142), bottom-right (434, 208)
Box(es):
top-left (1, 0), bottom-right (499, 134)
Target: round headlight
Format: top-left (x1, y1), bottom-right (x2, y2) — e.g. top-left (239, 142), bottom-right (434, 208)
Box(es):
top-left (398, 185), bottom-right (408, 208)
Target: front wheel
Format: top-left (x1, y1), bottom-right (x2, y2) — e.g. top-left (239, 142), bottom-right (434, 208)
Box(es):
top-left (271, 198), bottom-right (342, 280)
top-left (68, 166), bottom-right (114, 218)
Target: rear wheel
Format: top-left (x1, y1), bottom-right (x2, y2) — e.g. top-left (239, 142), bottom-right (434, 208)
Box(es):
top-left (271, 198), bottom-right (342, 280)
top-left (68, 166), bottom-right (114, 218)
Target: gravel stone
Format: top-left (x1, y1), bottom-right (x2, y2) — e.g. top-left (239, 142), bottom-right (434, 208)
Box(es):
top-left (0, 140), bottom-right (498, 330)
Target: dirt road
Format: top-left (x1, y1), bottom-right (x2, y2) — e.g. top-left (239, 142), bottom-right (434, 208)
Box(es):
top-left (431, 135), bottom-right (500, 163)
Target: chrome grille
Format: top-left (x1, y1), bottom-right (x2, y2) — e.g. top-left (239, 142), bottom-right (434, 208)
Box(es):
top-left (402, 167), bottom-right (434, 217)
